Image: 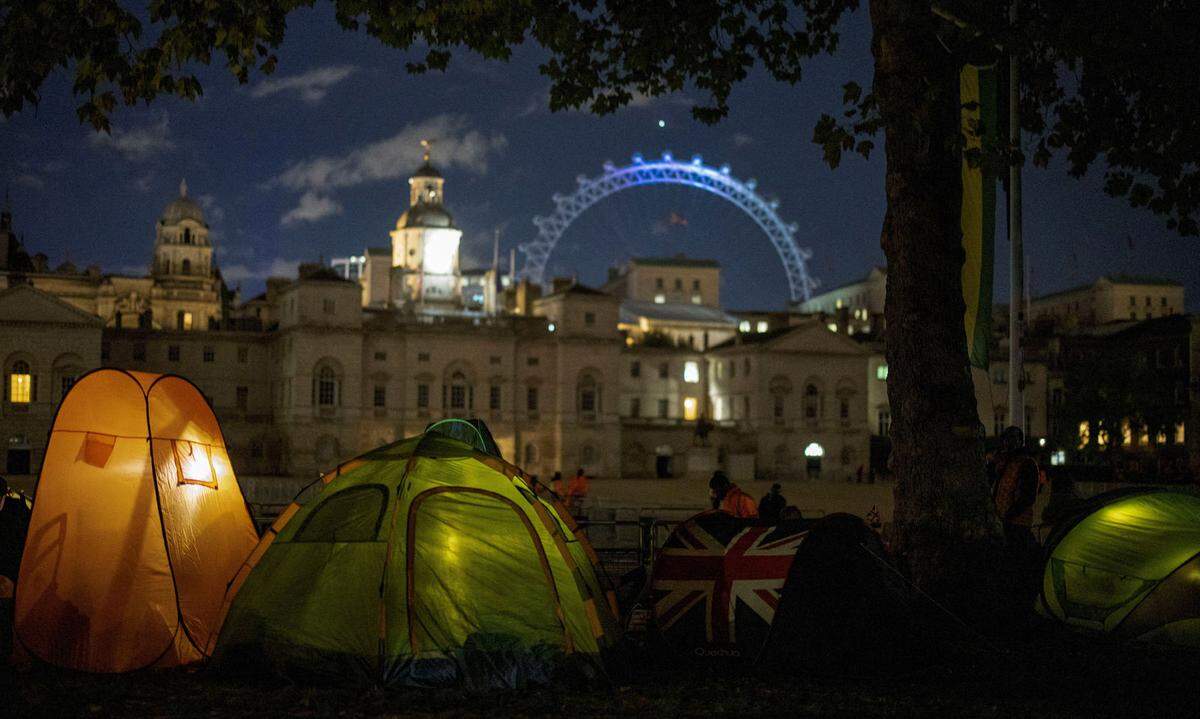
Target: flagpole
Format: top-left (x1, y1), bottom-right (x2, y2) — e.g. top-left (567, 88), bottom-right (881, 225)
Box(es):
top-left (1008, 0), bottom-right (1025, 435)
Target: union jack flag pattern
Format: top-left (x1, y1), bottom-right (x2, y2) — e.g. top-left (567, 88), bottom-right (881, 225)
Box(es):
top-left (650, 511), bottom-right (808, 656)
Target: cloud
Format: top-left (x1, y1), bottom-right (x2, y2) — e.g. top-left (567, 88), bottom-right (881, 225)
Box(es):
top-left (196, 194), bottom-right (226, 225)
top-left (221, 258), bottom-right (303, 284)
top-left (13, 174), bottom-right (44, 190)
top-left (249, 65), bottom-right (357, 104)
top-left (269, 115), bottom-right (507, 197)
top-left (280, 191), bottom-right (343, 226)
top-left (626, 90), bottom-right (693, 109)
top-left (133, 172), bottom-right (156, 193)
top-left (90, 114), bottom-right (174, 161)
top-left (733, 132), bottom-right (754, 147)
top-left (517, 87), bottom-right (692, 118)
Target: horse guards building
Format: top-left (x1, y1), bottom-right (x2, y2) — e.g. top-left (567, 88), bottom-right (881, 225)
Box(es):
top-left (2, 150), bottom-right (1195, 487)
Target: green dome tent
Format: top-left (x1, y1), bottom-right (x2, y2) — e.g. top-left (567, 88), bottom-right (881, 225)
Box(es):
top-left (212, 420), bottom-right (618, 687)
top-left (1038, 489), bottom-right (1200, 648)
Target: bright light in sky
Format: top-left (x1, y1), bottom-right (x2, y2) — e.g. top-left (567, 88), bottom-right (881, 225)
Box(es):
top-left (657, 119), bottom-right (666, 128)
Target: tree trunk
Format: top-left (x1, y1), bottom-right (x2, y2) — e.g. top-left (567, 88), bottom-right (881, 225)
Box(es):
top-left (870, 0), bottom-right (1002, 601)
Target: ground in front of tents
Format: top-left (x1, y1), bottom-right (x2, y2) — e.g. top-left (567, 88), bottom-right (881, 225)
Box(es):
top-left (5, 628), bottom-right (1200, 718)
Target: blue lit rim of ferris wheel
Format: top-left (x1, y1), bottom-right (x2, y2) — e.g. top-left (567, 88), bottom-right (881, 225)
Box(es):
top-left (517, 151), bottom-right (818, 303)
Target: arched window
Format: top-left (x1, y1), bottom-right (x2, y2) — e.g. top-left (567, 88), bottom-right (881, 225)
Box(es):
top-left (769, 375), bottom-right (792, 425)
top-left (803, 383), bottom-right (821, 420)
top-left (315, 365), bottom-right (338, 407)
top-left (8, 360), bottom-right (33, 404)
top-left (578, 372), bottom-right (600, 420)
top-left (181, 258), bottom-right (191, 275)
top-left (183, 228), bottom-right (192, 245)
top-left (524, 442), bottom-right (537, 464)
top-left (447, 371), bottom-right (469, 411)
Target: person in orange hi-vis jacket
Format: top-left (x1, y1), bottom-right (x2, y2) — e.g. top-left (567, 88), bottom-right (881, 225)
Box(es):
top-left (709, 471), bottom-right (758, 518)
top-left (565, 467), bottom-right (590, 516)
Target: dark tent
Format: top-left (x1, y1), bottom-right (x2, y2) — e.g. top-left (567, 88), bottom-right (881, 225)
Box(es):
top-left (0, 490), bottom-right (32, 584)
top-left (648, 510), bottom-right (811, 663)
top-left (759, 513), bottom-right (930, 671)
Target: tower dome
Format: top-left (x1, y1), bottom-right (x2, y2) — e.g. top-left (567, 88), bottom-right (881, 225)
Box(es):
top-left (160, 179), bottom-right (206, 226)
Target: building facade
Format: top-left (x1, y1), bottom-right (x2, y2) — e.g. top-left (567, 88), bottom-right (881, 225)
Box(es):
top-left (1, 158), bottom-right (870, 484)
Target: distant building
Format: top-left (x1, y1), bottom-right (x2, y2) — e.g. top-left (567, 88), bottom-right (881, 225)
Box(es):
top-left (797, 266), bottom-right (886, 336)
top-left (1030, 274), bottom-right (1185, 329)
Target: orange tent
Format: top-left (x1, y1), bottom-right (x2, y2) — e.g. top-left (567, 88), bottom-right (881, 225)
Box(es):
top-left (14, 369), bottom-right (258, 672)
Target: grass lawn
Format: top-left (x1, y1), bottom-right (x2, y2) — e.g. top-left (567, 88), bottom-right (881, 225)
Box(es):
top-left (4, 626), bottom-right (1200, 718)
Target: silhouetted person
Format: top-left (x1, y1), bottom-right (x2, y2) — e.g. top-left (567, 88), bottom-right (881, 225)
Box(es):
top-left (758, 483), bottom-right (787, 522)
top-left (991, 426), bottom-right (1042, 599)
top-left (709, 471), bottom-right (757, 518)
top-left (551, 471), bottom-right (565, 498)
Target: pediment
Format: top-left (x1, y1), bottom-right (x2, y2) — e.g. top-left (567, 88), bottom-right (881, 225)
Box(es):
top-left (0, 283), bottom-right (102, 326)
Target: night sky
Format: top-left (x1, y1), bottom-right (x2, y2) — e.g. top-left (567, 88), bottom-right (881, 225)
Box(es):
top-left (2, 6), bottom-right (1196, 311)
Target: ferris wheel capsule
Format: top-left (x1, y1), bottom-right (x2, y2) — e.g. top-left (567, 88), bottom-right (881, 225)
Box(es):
top-left (719, 164), bottom-right (731, 175)
top-left (746, 178), bottom-right (757, 190)
top-left (691, 154), bottom-right (703, 165)
top-left (632, 152), bottom-right (644, 164)
top-left (662, 151), bottom-right (673, 162)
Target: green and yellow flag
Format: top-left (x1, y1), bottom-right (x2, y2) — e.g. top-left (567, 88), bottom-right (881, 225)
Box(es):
top-left (960, 64), bottom-right (998, 369)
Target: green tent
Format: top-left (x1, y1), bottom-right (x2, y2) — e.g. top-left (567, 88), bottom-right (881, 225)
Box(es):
top-left (212, 420), bottom-right (618, 686)
top-left (1038, 489), bottom-right (1200, 648)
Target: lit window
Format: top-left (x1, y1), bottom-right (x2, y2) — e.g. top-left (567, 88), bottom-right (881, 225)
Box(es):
top-left (177, 311), bottom-right (193, 331)
top-left (804, 442), bottom-right (825, 458)
top-left (683, 397), bottom-right (699, 421)
top-left (654, 294), bottom-right (666, 304)
top-left (1050, 450), bottom-right (1066, 466)
top-left (1077, 421), bottom-right (1090, 449)
top-left (876, 364), bottom-right (889, 381)
top-left (691, 294), bottom-right (702, 304)
top-left (9, 361), bottom-right (32, 404)
top-left (683, 361), bottom-right (700, 383)
top-left (756, 321), bottom-right (768, 333)
top-left (739, 320), bottom-right (751, 333)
